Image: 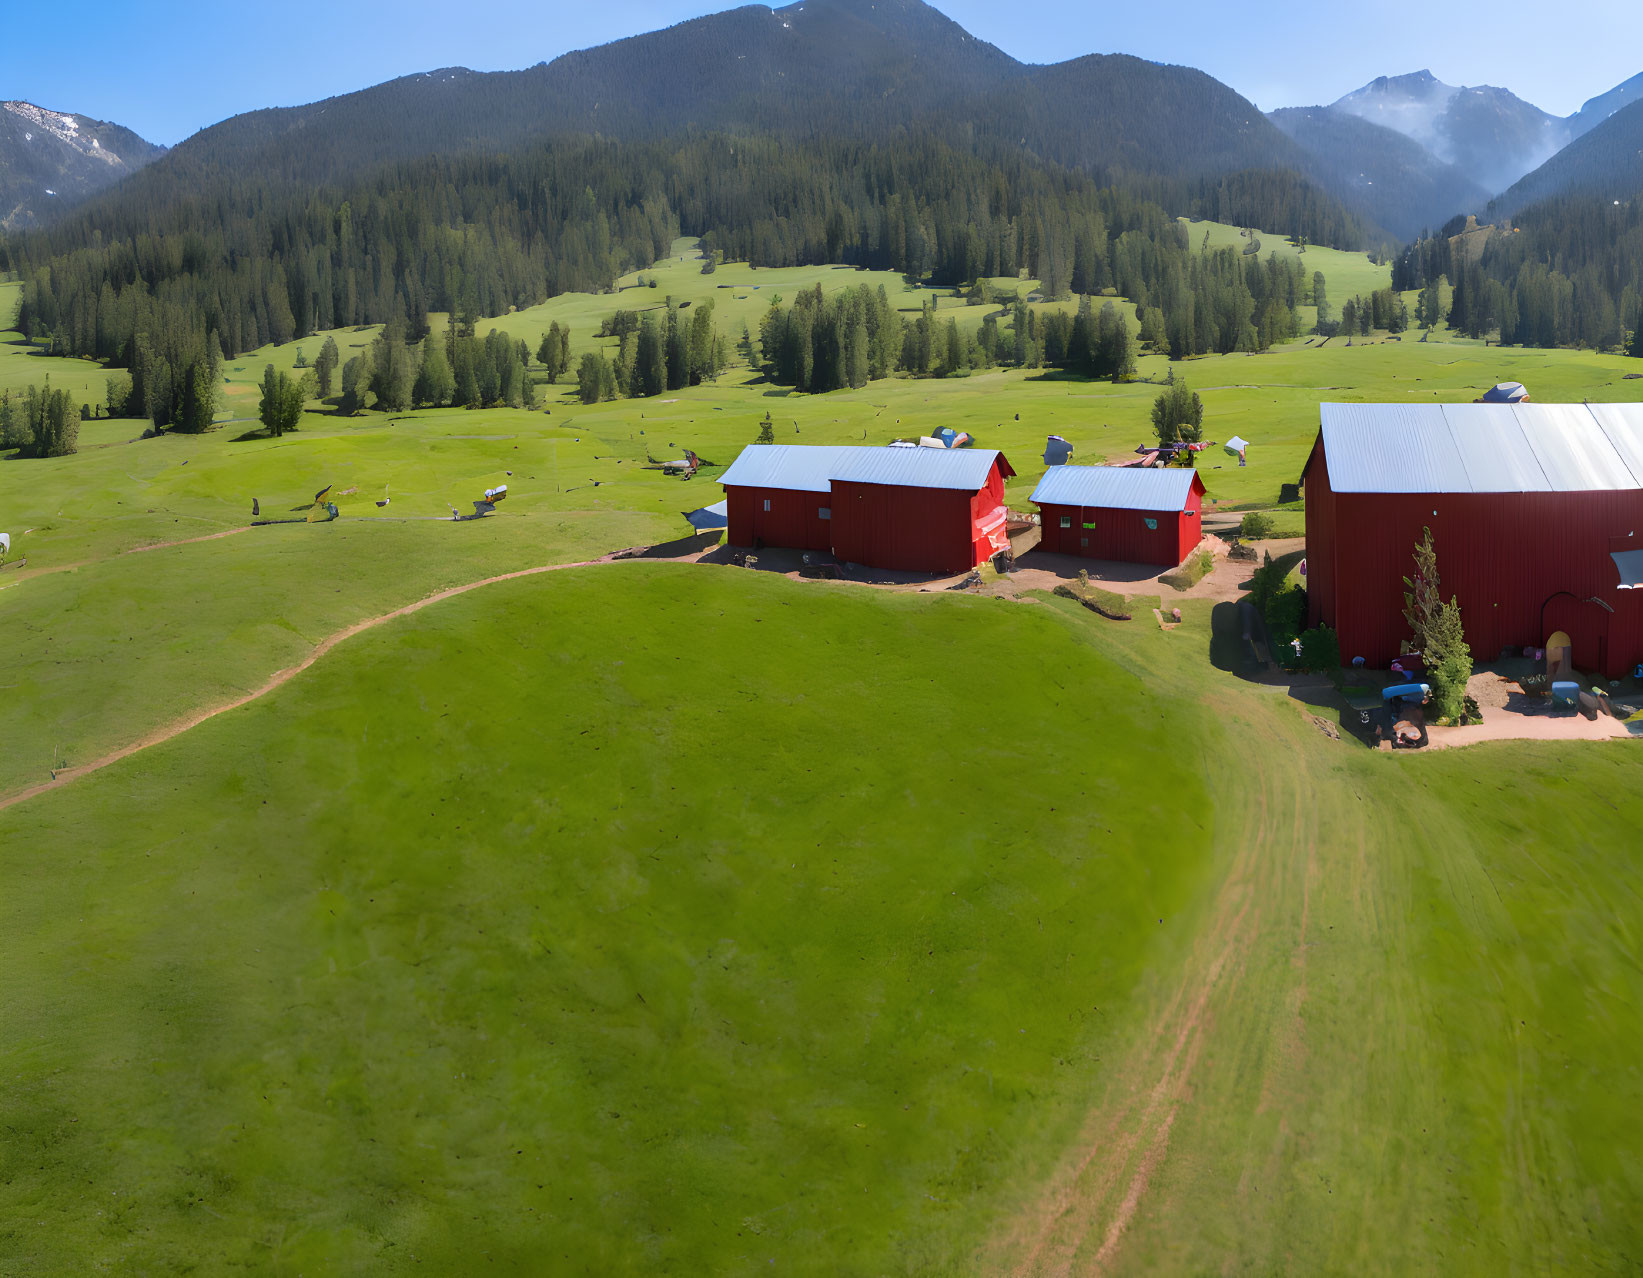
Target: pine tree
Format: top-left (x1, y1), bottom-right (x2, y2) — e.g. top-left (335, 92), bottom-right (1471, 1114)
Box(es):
top-left (1151, 380), bottom-right (1204, 445)
top-left (314, 336), bottom-right (340, 398)
top-left (1402, 528), bottom-right (1472, 721)
top-left (413, 342), bottom-right (456, 407)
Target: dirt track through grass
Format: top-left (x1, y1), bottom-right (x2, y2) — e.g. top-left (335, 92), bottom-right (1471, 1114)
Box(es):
top-left (0, 555), bottom-right (610, 812)
top-left (994, 678), bottom-right (1323, 1275)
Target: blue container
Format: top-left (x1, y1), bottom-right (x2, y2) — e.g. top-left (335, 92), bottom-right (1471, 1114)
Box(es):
top-left (1551, 681), bottom-right (1580, 707)
top-left (1382, 683), bottom-right (1430, 702)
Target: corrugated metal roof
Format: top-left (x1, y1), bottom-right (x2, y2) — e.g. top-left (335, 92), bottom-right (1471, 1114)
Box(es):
top-left (1320, 403), bottom-right (1470, 493)
top-left (827, 446), bottom-right (1008, 490)
top-left (720, 444), bottom-right (1009, 493)
top-left (1319, 402), bottom-right (1643, 494)
top-left (1587, 404), bottom-right (1643, 481)
top-left (716, 445), bottom-right (861, 493)
top-left (1512, 404), bottom-right (1637, 491)
top-left (1440, 403), bottom-right (1549, 492)
top-left (1029, 465), bottom-right (1199, 511)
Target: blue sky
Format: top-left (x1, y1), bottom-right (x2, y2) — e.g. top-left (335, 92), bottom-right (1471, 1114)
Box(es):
top-left (5, 0), bottom-right (1640, 146)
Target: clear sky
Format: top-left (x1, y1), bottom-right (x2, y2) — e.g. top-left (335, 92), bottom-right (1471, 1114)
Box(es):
top-left (4, 0), bottom-right (1640, 146)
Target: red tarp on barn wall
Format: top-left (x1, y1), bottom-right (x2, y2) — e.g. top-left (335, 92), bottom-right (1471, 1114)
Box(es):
top-left (1036, 475), bottom-right (1203, 567)
top-left (724, 486), bottom-right (833, 552)
top-left (1305, 440), bottom-right (1643, 677)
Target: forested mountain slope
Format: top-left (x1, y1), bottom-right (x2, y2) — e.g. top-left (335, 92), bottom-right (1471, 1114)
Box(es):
top-left (137, 0), bottom-right (1364, 241)
top-left (1269, 106), bottom-right (1489, 240)
top-left (1493, 99), bottom-right (1643, 214)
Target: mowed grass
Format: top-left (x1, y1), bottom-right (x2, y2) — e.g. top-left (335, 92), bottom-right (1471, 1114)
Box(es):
top-left (0, 565), bottom-right (1215, 1274)
top-left (4, 568), bottom-right (1642, 1273)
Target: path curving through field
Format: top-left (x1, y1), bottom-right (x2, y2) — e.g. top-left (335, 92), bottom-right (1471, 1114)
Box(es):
top-left (992, 692), bottom-right (1313, 1276)
top-left (0, 554), bottom-right (621, 814)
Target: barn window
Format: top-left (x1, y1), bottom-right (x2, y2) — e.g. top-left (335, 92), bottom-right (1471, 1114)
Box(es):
top-left (763, 499), bottom-right (772, 512)
top-left (1083, 521), bottom-right (1096, 530)
top-left (1059, 515), bottom-right (1071, 529)
top-left (1143, 518), bottom-right (1158, 530)
top-left (818, 507), bottom-right (831, 520)
top-left (1080, 537), bottom-right (1089, 548)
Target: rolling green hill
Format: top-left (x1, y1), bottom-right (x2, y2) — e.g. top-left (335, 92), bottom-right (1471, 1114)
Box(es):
top-left (4, 563), bottom-right (1642, 1273)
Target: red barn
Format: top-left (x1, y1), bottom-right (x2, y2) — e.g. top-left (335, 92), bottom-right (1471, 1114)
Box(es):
top-left (1030, 465), bottom-right (1205, 567)
top-left (1304, 402), bottom-right (1643, 677)
top-left (718, 444), bottom-right (1016, 574)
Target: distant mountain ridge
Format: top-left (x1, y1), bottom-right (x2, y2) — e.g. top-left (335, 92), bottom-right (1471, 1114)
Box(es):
top-left (1267, 105), bottom-right (1489, 240)
top-left (1330, 70), bottom-right (1569, 195)
top-left (1494, 97), bottom-right (1643, 215)
top-left (0, 100), bottom-right (163, 228)
top-left (143, 0), bottom-right (1371, 245)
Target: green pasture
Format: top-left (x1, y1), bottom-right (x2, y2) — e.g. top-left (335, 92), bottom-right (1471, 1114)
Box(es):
top-left (3, 567), bottom-right (1641, 1274)
top-left (8, 271), bottom-right (1643, 793)
top-left (1184, 217), bottom-right (1392, 301)
top-left (1, 280), bottom-right (117, 405)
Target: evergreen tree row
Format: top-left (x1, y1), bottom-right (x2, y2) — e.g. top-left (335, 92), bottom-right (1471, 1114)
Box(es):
top-left (12, 133), bottom-right (1337, 393)
top-left (1392, 200), bottom-right (1643, 352)
top-left (0, 382), bottom-right (80, 457)
top-left (575, 301), bottom-right (727, 404)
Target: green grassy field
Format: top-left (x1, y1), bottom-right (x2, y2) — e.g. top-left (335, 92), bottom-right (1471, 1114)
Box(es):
top-left (1185, 218), bottom-right (1392, 301)
top-left (6, 235), bottom-right (1643, 1273)
top-left (0, 279), bottom-right (120, 405)
top-left (3, 567), bottom-right (1641, 1273)
top-left (7, 243), bottom-right (1643, 797)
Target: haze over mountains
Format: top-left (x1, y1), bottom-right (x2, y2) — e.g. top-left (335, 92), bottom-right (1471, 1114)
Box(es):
top-left (1, 0), bottom-right (1639, 248)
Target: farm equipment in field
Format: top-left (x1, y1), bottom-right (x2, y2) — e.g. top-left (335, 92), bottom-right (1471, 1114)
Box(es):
top-left (647, 449), bottom-right (706, 477)
top-left (455, 484), bottom-right (508, 519)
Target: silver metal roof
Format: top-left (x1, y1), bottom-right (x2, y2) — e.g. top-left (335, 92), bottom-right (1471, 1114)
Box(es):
top-left (718, 444), bottom-right (1009, 493)
top-left (827, 447), bottom-right (1008, 490)
top-left (1029, 464), bottom-right (1200, 511)
top-left (716, 445), bottom-right (861, 493)
top-left (1317, 402), bottom-right (1643, 494)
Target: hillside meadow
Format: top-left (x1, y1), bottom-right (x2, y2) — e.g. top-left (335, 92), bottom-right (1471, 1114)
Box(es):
top-left (2, 567), bottom-right (1640, 1273)
top-left (7, 235), bottom-right (1643, 794)
top-left (5, 230), bottom-right (1643, 1272)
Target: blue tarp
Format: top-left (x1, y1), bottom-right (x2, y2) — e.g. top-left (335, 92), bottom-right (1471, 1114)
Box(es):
top-left (684, 500), bottom-right (729, 531)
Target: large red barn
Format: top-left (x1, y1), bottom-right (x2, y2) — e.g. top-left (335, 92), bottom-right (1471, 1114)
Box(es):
top-left (1304, 402), bottom-right (1643, 677)
top-left (1030, 465), bottom-right (1205, 567)
top-left (718, 444), bottom-right (1016, 574)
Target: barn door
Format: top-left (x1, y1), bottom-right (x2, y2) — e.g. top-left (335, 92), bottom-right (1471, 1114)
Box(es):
top-left (1542, 594), bottom-right (1610, 675)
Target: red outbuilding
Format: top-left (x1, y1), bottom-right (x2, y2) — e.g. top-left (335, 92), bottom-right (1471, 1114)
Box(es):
top-left (1030, 465), bottom-right (1205, 567)
top-left (718, 444), bottom-right (1016, 574)
top-left (1303, 402), bottom-right (1643, 678)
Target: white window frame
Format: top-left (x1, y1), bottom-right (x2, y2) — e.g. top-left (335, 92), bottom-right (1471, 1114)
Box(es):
top-left (818, 506), bottom-right (831, 520)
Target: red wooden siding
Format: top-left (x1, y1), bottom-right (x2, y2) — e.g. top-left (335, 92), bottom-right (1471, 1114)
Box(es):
top-left (724, 487), bottom-right (832, 552)
top-left (727, 455), bottom-right (1012, 574)
top-left (1305, 438), bottom-right (1643, 677)
top-left (830, 482), bottom-right (977, 574)
top-left (1034, 475), bottom-right (1203, 567)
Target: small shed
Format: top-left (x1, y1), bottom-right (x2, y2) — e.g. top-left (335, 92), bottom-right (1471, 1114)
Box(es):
top-left (1030, 465), bottom-right (1205, 567)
